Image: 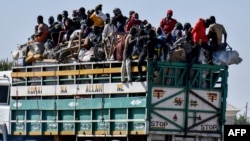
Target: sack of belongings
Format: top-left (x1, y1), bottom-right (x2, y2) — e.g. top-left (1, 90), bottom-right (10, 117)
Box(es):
top-left (212, 44), bottom-right (242, 66)
top-left (12, 45), bottom-right (28, 60)
top-left (78, 47), bottom-right (94, 62)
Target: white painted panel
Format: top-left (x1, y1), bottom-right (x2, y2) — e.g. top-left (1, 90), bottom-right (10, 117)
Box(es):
top-left (10, 82), bottom-right (147, 96)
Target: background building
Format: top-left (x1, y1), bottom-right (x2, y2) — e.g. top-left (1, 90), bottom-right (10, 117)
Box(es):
top-left (225, 102), bottom-right (240, 124)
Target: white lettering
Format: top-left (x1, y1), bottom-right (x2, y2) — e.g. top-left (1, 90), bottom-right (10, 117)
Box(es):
top-left (228, 129), bottom-right (247, 136)
top-left (228, 129), bottom-right (235, 136)
top-left (241, 129), bottom-right (246, 136)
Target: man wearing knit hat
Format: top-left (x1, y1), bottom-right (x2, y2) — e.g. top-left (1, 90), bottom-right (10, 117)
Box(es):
top-left (160, 9), bottom-right (177, 36)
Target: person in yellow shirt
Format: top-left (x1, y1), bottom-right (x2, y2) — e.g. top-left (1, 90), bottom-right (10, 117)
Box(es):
top-left (89, 4), bottom-right (107, 31)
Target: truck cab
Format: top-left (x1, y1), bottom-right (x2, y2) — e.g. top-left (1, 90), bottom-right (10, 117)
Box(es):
top-left (0, 71), bottom-right (11, 141)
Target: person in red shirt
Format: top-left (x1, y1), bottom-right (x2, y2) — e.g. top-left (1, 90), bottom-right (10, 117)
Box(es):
top-left (185, 18), bottom-right (211, 80)
top-left (125, 12), bottom-right (142, 32)
top-left (191, 18), bottom-right (211, 61)
top-left (160, 9), bottom-right (177, 41)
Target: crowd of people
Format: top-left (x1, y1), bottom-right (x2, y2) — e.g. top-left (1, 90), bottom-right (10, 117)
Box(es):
top-left (15, 4), bottom-right (228, 82)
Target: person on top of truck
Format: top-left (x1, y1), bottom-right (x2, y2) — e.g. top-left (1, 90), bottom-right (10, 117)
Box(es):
top-left (159, 9), bottom-right (178, 42)
top-left (136, 29), bottom-right (159, 82)
top-left (121, 27), bottom-right (138, 83)
top-left (112, 7), bottom-right (127, 32)
top-left (125, 12), bottom-right (142, 32)
top-left (207, 15), bottom-right (227, 51)
top-left (191, 18), bottom-right (211, 64)
top-left (102, 17), bottom-right (118, 60)
top-left (89, 4), bottom-right (107, 33)
top-left (27, 15), bottom-right (48, 54)
top-left (31, 15), bottom-right (49, 44)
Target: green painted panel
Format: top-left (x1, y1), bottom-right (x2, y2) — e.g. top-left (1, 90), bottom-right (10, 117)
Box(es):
top-left (129, 122), bottom-right (146, 131)
top-left (111, 122), bottom-right (127, 131)
top-left (76, 97), bottom-right (146, 109)
top-left (77, 123), bottom-right (92, 132)
top-left (39, 100), bottom-right (56, 110)
top-left (59, 123), bottom-right (75, 132)
top-left (59, 110), bottom-right (74, 120)
top-left (129, 108), bottom-right (146, 119)
top-left (76, 110), bottom-right (91, 120)
top-left (43, 122), bottom-right (58, 132)
top-left (93, 109), bottom-right (109, 131)
top-left (111, 109), bottom-right (127, 119)
top-left (11, 110), bottom-right (25, 120)
top-left (57, 99), bottom-right (102, 110)
top-left (76, 98), bottom-right (102, 109)
top-left (27, 122), bottom-right (41, 132)
top-left (42, 110), bottom-right (56, 121)
top-left (93, 122), bottom-right (109, 132)
top-left (11, 122), bottom-right (26, 133)
top-left (11, 97), bottom-right (146, 110)
top-left (93, 109), bottom-right (109, 120)
top-left (103, 97), bottom-right (146, 108)
top-left (10, 99), bottom-right (55, 110)
top-left (110, 109), bottom-right (127, 132)
top-left (58, 110), bottom-right (75, 132)
top-left (128, 108), bottom-right (146, 131)
top-left (42, 111), bottom-right (58, 132)
top-left (27, 110), bottom-right (40, 120)
top-left (10, 97), bottom-right (146, 110)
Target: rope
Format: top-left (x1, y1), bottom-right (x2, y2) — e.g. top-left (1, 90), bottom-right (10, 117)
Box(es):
top-left (14, 68), bottom-right (19, 123)
top-left (15, 84), bottom-right (19, 123)
top-left (32, 62), bottom-right (41, 122)
top-left (74, 61), bottom-right (81, 112)
top-left (74, 35), bottom-right (83, 115)
top-left (53, 67), bottom-right (57, 122)
top-left (100, 59), bottom-right (107, 141)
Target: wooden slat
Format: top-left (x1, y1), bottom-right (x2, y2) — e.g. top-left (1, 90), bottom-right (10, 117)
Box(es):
top-left (13, 131), bottom-right (26, 135)
top-left (59, 131), bottom-right (75, 135)
top-left (11, 66), bottom-right (147, 78)
top-left (44, 131), bottom-right (58, 135)
top-left (129, 130), bottom-right (145, 135)
top-left (112, 131), bottom-right (127, 135)
top-left (28, 131), bottom-right (42, 135)
top-left (94, 131), bottom-right (109, 135)
top-left (77, 131), bottom-right (92, 135)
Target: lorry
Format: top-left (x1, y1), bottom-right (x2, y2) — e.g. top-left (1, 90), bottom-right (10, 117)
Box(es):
top-left (0, 58), bottom-right (228, 141)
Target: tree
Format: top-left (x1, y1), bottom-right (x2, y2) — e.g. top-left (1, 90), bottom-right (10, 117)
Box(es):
top-left (0, 58), bottom-right (13, 71)
top-left (234, 114), bottom-right (250, 125)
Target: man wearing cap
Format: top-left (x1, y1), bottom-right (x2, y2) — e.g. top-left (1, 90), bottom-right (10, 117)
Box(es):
top-left (160, 9), bottom-right (177, 36)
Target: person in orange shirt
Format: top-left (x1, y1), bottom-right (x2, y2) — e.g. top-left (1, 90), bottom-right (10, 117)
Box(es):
top-left (185, 18), bottom-right (211, 80)
top-left (32, 15), bottom-right (49, 43)
top-left (26, 15), bottom-right (49, 63)
top-left (191, 18), bottom-right (211, 63)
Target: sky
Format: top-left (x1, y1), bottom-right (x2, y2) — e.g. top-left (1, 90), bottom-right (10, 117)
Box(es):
top-left (0, 0), bottom-right (249, 116)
